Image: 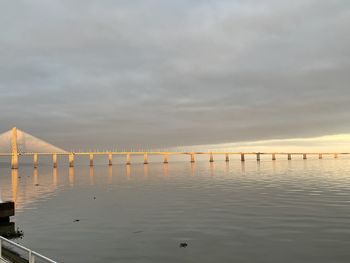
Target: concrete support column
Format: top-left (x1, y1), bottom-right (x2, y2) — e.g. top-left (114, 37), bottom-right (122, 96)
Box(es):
top-left (209, 153), bottom-right (214, 162)
top-left (241, 153), bottom-right (245, 162)
top-left (163, 154), bottom-right (169, 164)
top-left (126, 154), bottom-right (131, 165)
top-left (225, 154), bottom-right (229, 162)
top-left (303, 154), bottom-right (307, 160)
top-left (256, 153), bottom-right (261, 161)
top-left (108, 153), bottom-right (113, 166)
top-left (319, 154), bottom-right (323, 159)
top-left (69, 153), bottom-right (74, 167)
top-left (288, 154), bottom-right (292, 160)
top-left (334, 153), bottom-right (338, 159)
top-left (89, 154), bottom-right (94, 166)
top-left (33, 154), bottom-right (38, 168)
top-left (53, 154), bottom-right (57, 168)
top-left (272, 153), bottom-right (276, 161)
top-left (190, 153), bottom-right (195, 163)
top-left (144, 154), bottom-right (148, 164)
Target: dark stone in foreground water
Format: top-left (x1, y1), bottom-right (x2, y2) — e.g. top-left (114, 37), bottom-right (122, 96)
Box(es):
top-left (0, 201), bottom-right (23, 239)
top-left (0, 201), bottom-right (15, 219)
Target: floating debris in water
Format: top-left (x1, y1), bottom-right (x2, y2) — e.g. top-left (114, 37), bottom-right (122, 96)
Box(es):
top-left (179, 243), bottom-right (188, 248)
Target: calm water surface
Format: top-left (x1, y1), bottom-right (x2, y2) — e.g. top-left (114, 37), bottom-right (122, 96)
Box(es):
top-left (1, 158), bottom-right (350, 263)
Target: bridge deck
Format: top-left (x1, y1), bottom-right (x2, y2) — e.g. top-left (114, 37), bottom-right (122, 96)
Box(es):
top-left (0, 152), bottom-right (349, 156)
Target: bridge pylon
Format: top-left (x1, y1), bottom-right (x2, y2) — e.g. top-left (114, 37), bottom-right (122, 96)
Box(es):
top-left (0, 126), bottom-right (67, 169)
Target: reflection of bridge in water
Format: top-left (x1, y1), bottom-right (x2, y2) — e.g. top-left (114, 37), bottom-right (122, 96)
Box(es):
top-left (0, 127), bottom-right (348, 169)
top-left (1, 163), bottom-right (174, 208)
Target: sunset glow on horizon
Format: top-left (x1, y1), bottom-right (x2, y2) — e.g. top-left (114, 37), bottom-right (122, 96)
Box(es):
top-left (182, 134), bottom-right (350, 153)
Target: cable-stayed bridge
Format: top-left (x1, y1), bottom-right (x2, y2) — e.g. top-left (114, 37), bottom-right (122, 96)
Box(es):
top-left (0, 127), bottom-right (348, 169)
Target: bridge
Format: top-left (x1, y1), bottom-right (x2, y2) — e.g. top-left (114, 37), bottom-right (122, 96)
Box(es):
top-left (0, 127), bottom-right (347, 169)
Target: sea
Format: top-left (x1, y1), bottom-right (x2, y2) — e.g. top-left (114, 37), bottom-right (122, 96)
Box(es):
top-left (1, 155), bottom-right (350, 263)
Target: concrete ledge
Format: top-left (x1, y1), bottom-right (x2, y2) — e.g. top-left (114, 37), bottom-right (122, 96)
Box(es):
top-left (2, 246), bottom-right (28, 263)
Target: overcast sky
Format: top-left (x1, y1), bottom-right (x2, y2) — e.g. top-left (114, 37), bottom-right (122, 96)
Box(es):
top-left (0, 0), bottom-right (349, 150)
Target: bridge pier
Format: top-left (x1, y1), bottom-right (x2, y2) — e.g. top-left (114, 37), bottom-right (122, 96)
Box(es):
top-left (52, 154), bottom-right (57, 168)
top-left (108, 153), bottom-right (113, 166)
top-left (126, 154), bottom-right (131, 165)
top-left (4, 150), bottom-right (344, 169)
top-left (69, 153), bottom-right (74, 167)
top-left (33, 154), bottom-right (38, 168)
top-left (163, 154), bottom-right (169, 164)
top-left (190, 153), bottom-right (195, 163)
top-left (89, 154), bottom-right (94, 166)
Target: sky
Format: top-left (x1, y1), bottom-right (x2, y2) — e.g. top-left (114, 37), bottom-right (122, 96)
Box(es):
top-left (0, 0), bottom-right (350, 151)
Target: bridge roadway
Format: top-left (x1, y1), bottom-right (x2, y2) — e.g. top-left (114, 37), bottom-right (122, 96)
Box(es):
top-left (0, 151), bottom-right (348, 169)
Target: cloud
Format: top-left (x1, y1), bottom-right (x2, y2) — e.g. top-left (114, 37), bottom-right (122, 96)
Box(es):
top-left (0, 0), bottom-right (349, 149)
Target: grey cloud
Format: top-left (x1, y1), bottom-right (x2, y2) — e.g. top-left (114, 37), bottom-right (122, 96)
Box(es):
top-left (0, 0), bottom-right (350, 150)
